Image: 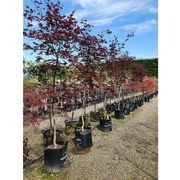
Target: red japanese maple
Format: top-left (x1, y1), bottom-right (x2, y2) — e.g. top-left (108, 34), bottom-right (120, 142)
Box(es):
top-left (23, 0), bottom-right (92, 147)
top-left (140, 78), bottom-right (156, 93)
top-left (74, 30), bottom-right (110, 130)
top-left (105, 33), bottom-right (145, 109)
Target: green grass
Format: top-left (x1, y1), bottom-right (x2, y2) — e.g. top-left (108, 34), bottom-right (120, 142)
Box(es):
top-left (24, 162), bottom-right (57, 180)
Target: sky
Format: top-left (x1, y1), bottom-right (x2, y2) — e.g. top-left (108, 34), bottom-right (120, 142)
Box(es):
top-left (24, 0), bottom-right (158, 60)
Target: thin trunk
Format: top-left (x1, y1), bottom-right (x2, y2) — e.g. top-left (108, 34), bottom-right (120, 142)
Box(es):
top-left (51, 58), bottom-right (58, 148)
top-left (103, 95), bottom-right (109, 119)
top-left (94, 88), bottom-right (97, 112)
top-left (131, 90), bottom-right (133, 99)
top-left (72, 98), bottom-right (75, 121)
top-left (44, 98), bottom-right (47, 111)
top-left (81, 114), bottom-right (85, 132)
top-left (72, 110), bottom-right (74, 121)
top-left (122, 89), bottom-right (124, 109)
top-left (84, 106), bottom-right (86, 114)
top-left (124, 90), bottom-right (126, 100)
top-left (45, 97), bottom-right (52, 129)
top-left (104, 96), bottom-right (107, 110)
top-left (94, 103), bottom-right (97, 112)
top-left (81, 90), bottom-right (86, 132)
top-left (49, 112), bottom-right (53, 130)
top-left (143, 90), bottom-right (145, 100)
top-left (117, 86), bottom-right (121, 110)
top-left (53, 116), bottom-right (57, 148)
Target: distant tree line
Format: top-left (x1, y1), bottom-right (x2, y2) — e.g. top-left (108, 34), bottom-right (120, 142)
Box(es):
top-left (136, 58), bottom-right (158, 77)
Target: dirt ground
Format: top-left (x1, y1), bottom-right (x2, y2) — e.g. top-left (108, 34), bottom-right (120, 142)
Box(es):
top-left (24, 97), bottom-right (158, 180)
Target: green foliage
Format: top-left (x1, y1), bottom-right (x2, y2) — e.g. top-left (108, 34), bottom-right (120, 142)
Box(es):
top-left (23, 58), bottom-right (158, 85)
top-left (23, 59), bottom-right (72, 83)
top-left (136, 58), bottom-right (158, 77)
top-left (24, 77), bottom-right (39, 87)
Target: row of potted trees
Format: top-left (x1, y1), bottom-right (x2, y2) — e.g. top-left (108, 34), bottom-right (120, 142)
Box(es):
top-left (24, 78), bottom-right (157, 173)
top-left (23, 0), bottom-right (158, 174)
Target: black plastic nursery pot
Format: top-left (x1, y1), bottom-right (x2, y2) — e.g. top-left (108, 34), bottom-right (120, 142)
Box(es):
top-left (144, 96), bottom-right (150, 102)
top-left (155, 90), bottom-right (158, 96)
top-left (124, 107), bottom-right (130, 115)
top-left (149, 93), bottom-right (154, 99)
top-left (114, 109), bottom-right (124, 119)
top-left (124, 99), bottom-right (130, 104)
top-left (106, 103), bottom-right (117, 114)
top-left (44, 140), bottom-right (68, 173)
top-left (98, 117), bottom-right (112, 132)
top-left (42, 129), bottom-right (63, 147)
top-left (137, 99), bottom-right (143, 107)
top-left (141, 99), bottom-right (144, 105)
top-left (129, 104), bottom-right (135, 112)
top-left (139, 100), bottom-right (143, 106)
top-left (74, 127), bottom-right (93, 149)
top-left (133, 102), bottom-right (138, 109)
top-left (106, 104), bottom-right (115, 114)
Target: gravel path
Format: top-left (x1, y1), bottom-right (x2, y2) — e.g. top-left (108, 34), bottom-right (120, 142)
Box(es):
top-left (24, 97), bottom-right (158, 180)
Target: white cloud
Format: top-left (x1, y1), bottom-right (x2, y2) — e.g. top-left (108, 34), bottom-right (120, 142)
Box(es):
top-left (74, 0), bottom-right (108, 8)
top-left (72, 0), bottom-right (157, 26)
top-left (88, 15), bottom-right (121, 26)
top-left (121, 19), bottom-right (157, 34)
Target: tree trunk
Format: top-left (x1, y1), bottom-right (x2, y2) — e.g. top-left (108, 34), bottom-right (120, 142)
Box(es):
top-left (143, 90), bottom-right (145, 100)
top-left (117, 86), bottom-right (121, 110)
top-left (52, 59), bottom-right (58, 148)
top-left (49, 112), bottom-right (53, 130)
top-left (81, 90), bottom-right (86, 132)
top-left (122, 89), bottom-right (124, 109)
top-left (94, 88), bottom-right (97, 112)
top-left (53, 116), bottom-right (57, 148)
top-left (45, 97), bottom-right (52, 129)
top-left (104, 96), bottom-right (107, 110)
top-left (94, 103), bottom-right (97, 112)
top-left (72, 98), bottom-right (75, 121)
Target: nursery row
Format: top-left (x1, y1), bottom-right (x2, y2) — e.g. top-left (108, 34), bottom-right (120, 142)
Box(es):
top-left (24, 90), bottom-right (158, 173)
top-left (24, 77), bottom-right (157, 117)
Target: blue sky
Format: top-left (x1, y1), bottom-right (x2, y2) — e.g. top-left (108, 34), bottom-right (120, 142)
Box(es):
top-left (24, 0), bottom-right (158, 60)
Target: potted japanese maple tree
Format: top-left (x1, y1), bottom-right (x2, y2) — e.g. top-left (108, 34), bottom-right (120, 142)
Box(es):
top-left (74, 29), bottom-right (110, 145)
top-left (98, 83), bottom-right (117, 132)
top-left (24, 0), bottom-right (88, 173)
top-left (105, 34), bottom-right (137, 119)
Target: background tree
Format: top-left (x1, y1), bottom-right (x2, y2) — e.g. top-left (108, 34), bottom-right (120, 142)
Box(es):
top-left (74, 29), bottom-right (109, 130)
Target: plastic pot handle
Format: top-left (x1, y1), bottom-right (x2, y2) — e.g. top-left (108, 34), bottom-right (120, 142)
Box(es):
top-left (60, 152), bottom-right (67, 161)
